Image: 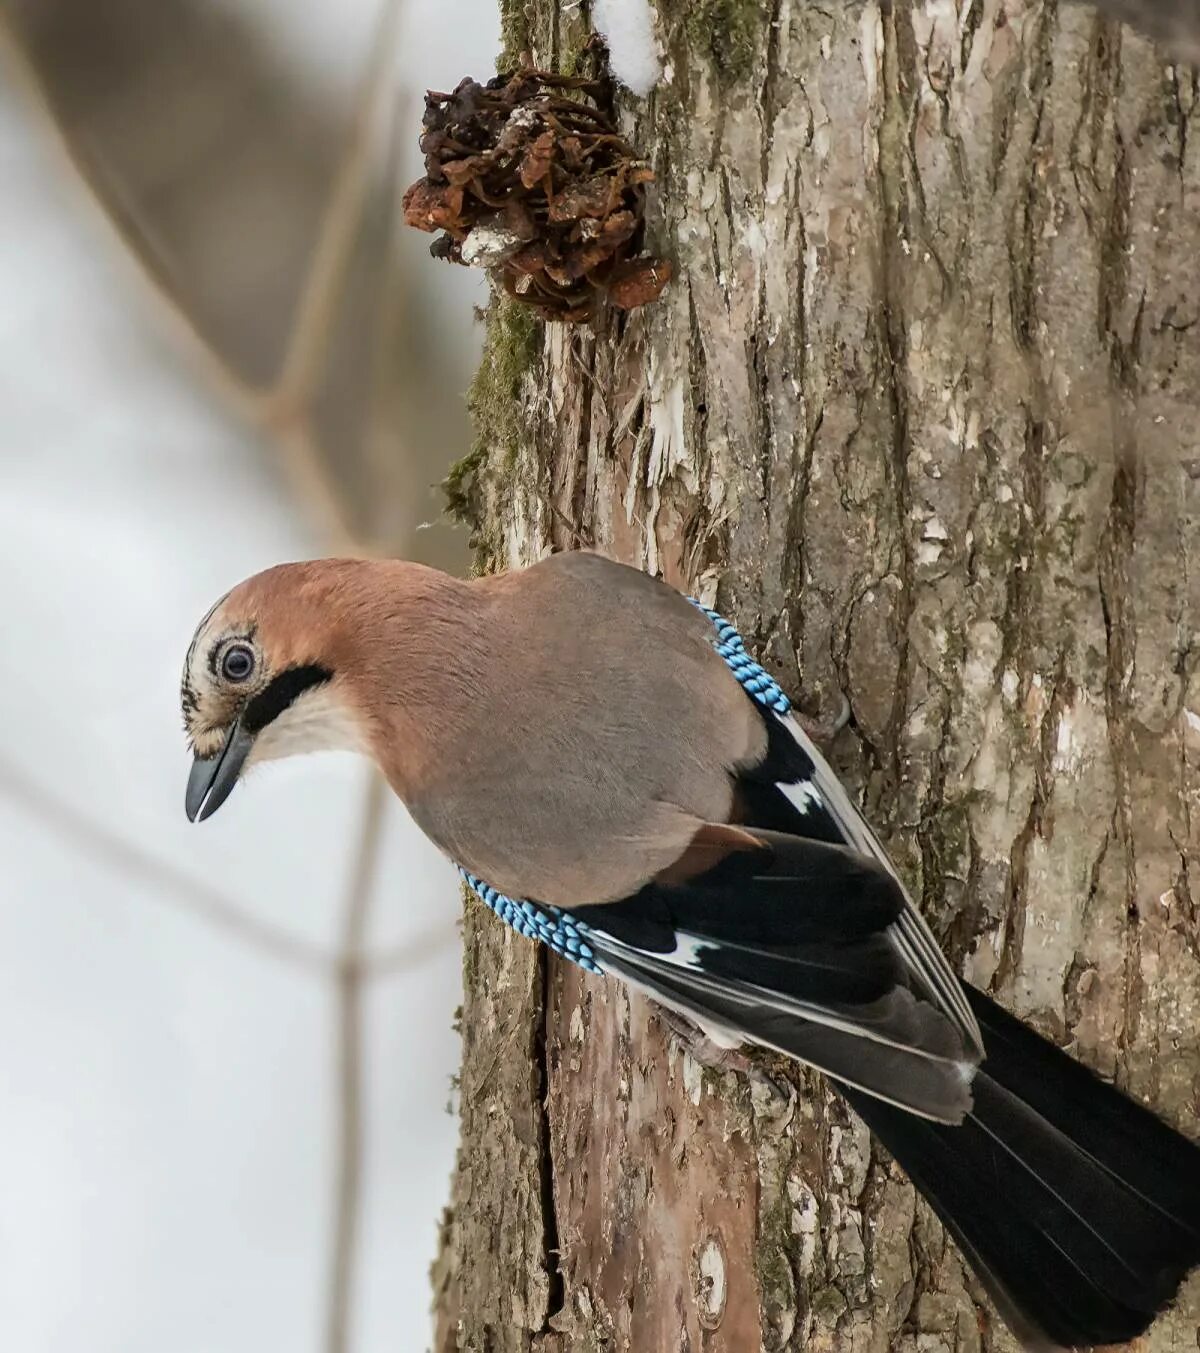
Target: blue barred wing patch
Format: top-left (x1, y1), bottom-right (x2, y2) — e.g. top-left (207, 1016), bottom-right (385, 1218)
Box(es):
top-left (688, 601), bottom-right (791, 714)
top-left (459, 868), bottom-right (602, 973)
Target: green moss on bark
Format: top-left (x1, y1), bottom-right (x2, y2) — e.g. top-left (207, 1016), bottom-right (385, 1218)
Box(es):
top-left (444, 298), bottom-right (542, 550)
top-left (682, 0), bottom-right (760, 83)
top-left (497, 0), bottom-right (532, 67)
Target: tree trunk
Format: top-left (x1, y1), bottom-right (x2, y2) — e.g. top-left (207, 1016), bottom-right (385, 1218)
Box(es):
top-left (432, 2), bottom-right (1200, 1348)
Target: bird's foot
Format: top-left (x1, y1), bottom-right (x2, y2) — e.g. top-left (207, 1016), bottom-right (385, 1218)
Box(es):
top-left (654, 1007), bottom-right (793, 1101)
top-left (794, 688), bottom-right (851, 750)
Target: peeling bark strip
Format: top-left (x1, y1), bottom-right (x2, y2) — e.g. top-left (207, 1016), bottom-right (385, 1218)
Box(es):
top-left (434, 2), bottom-right (1200, 1349)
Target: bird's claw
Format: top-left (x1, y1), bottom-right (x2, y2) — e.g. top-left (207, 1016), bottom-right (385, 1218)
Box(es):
top-left (654, 1008), bottom-right (793, 1102)
top-left (795, 688), bottom-right (851, 748)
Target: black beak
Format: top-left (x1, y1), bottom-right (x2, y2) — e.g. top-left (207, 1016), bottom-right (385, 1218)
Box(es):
top-left (186, 717), bottom-right (255, 822)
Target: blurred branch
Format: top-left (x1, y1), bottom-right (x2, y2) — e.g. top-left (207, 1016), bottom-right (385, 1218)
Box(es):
top-left (0, 753), bottom-right (456, 983)
top-left (0, 752), bottom-right (333, 976)
top-left (363, 921), bottom-right (460, 979)
top-left (325, 770), bottom-right (387, 1353)
top-left (0, 10), bottom-right (207, 340)
top-left (250, 0), bottom-right (409, 555)
top-left (0, 11), bottom-right (344, 547)
top-left (0, 0), bottom-right (407, 555)
top-left (269, 0), bottom-right (403, 424)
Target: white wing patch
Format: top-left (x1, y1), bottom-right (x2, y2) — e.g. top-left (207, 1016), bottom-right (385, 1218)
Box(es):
top-left (779, 779), bottom-right (823, 817)
top-left (658, 932), bottom-right (717, 970)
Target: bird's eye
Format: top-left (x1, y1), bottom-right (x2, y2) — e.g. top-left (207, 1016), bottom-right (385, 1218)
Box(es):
top-left (221, 644), bottom-right (255, 683)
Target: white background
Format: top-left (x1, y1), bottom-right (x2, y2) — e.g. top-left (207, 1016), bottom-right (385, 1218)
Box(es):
top-left (0, 1), bottom-right (498, 1348)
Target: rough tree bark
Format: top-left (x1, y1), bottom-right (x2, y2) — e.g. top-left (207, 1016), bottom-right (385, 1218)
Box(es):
top-left (433, 2), bottom-right (1200, 1349)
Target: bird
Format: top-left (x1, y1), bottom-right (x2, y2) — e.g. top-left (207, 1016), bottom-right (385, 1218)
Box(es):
top-left (181, 549), bottom-right (1200, 1350)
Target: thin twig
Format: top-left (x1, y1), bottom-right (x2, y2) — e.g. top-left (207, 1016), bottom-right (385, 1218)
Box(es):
top-left (0, 753), bottom-right (333, 977)
top-left (270, 0), bottom-right (404, 418)
top-left (362, 920), bottom-right (460, 979)
top-left (325, 770), bottom-right (388, 1353)
top-left (0, 12), bottom-right (390, 555)
top-left (0, 751), bottom-right (456, 982)
top-left (1, 24), bottom-right (459, 1352)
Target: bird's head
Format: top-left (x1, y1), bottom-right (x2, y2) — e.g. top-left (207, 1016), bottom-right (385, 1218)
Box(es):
top-left (181, 561), bottom-right (369, 822)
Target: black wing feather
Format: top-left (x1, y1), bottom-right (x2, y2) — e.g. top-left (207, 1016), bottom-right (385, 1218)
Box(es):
top-left (842, 986), bottom-right (1200, 1348)
top-left (562, 707), bottom-right (981, 1121)
top-left (577, 821), bottom-right (978, 1122)
top-left (582, 830), bottom-right (903, 948)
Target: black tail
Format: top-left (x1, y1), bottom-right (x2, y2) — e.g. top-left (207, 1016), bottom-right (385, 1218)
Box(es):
top-left (839, 986), bottom-right (1200, 1349)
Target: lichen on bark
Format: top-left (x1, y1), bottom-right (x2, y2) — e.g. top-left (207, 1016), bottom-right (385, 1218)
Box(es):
top-left (434, 2), bottom-right (1200, 1349)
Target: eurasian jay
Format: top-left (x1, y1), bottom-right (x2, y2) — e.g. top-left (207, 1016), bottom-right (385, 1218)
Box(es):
top-left (181, 550), bottom-right (1200, 1349)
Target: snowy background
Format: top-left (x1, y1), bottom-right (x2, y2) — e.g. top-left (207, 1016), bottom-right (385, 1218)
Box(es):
top-left (0, 1), bottom-right (497, 1350)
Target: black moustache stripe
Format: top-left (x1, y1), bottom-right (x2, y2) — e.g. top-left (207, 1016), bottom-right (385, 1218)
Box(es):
top-left (243, 664), bottom-right (334, 734)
